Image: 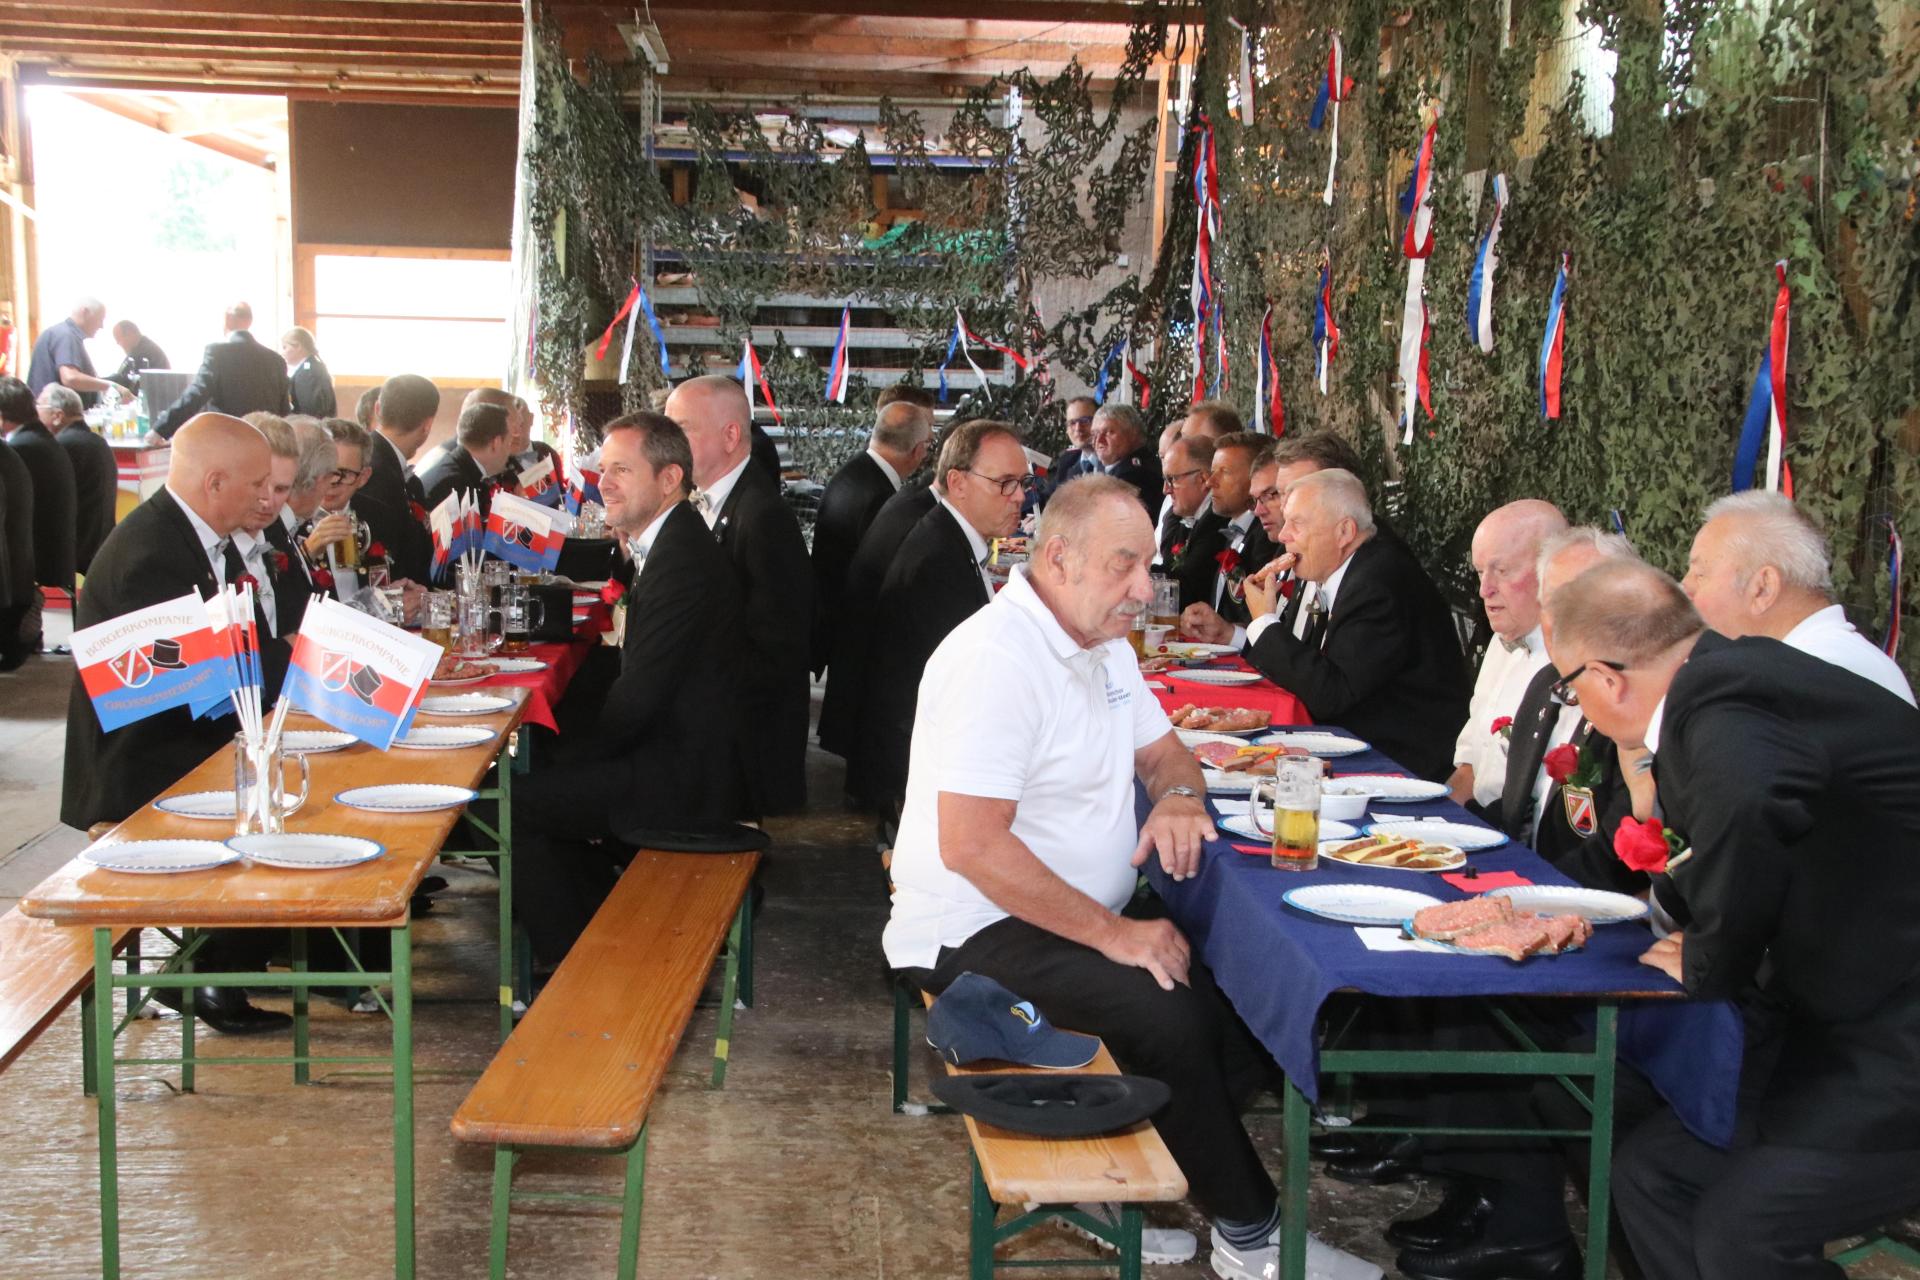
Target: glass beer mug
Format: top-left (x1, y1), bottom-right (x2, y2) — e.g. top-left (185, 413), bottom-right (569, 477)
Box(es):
top-left (1250, 755), bottom-right (1324, 871)
top-left (233, 734), bottom-right (311, 836)
top-left (500, 586), bottom-right (545, 653)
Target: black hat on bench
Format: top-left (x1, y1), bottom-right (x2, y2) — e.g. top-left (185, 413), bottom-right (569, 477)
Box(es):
top-left (931, 1073), bottom-right (1172, 1138)
top-left (611, 820), bottom-right (772, 855)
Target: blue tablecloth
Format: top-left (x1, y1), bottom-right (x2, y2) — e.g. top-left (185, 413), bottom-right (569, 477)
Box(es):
top-left (1143, 729), bottom-right (1743, 1147)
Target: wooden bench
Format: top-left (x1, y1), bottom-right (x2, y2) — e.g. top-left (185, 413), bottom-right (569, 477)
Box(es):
top-left (451, 847), bottom-right (760, 1280)
top-left (0, 906), bottom-right (134, 1091)
top-left (916, 990), bottom-right (1188, 1280)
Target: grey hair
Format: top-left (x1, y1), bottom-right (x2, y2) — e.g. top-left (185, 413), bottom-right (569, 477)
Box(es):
top-left (1090, 402), bottom-right (1146, 444)
top-left (872, 400), bottom-right (932, 452)
top-left (291, 419), bottom-right (339, 494)
top-left (1702, 491), bottom-right (1833, 596)
top-left (38, 384), bottom-right (83, 419)
top-left (1033, 473), bottom-right (1139, 554)
top-left (1535, 526), bottom-right (1638, 586)
top-left (1286, 467), bottom-right (1374, 535)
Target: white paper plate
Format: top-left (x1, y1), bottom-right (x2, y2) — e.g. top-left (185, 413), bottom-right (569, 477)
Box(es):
top-left (1258, 731), bottom-right (1369, 758)
top-left (334, 783), bottom-right (477, 813)
top-left (418, 693), bottom-right (515, 717)
top-left (153, 791), bottom-right (292, 821)
top-left (1321, 837), bottom-right (1466, 873)
top-left (83, 839), bottom-right (238, 875)
top-left (280, 730), bottom-right (355, 755)
top-left (1487, 885), bottom-right (1650, 924)
top-left (1179, 729), bottom-right (1270, 752)
top-left (1333, 774), bottom-right (1449, 802)
top-left (1153, 642), bottom-right (1238, 660)
top-left (1282, 883), bottom-right (1446, 926)
top-left (487, 657), bottom-right (548, 675)
top-left (1165, 669), bottom-right (1262, 687)
top-left (1218, 814), bottom-right (1358, 843)
top-left (1365, 818), bottom-right (1508, 851)
top-left (429, 672), bottom-right (493, 687)
top-left (226, 833), bottom-right (385, 870)
top-left (393, 725), bottom-right (497, 751)
top-left (1200, 768), bottom-right (1261, 794)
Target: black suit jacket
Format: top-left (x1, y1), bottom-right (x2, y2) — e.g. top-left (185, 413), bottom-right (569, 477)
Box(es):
top-left (587, 501), bottom-right (749, 825)
top-left (1103, 447), bottom-right (1163, 514)
top-left (363, 429), bottom-right (428, 513)
top-left (1045, 446), bottom-right (1095, 496)
top-left (856, 504), bottom-right (993, 805)
top-left (344, 490), bottom-right (429, 586)
top-left (1211, 515), bottom-right (1279, 627)
top-left (60, 489), bottom-right (237, 828)
top-left (1163, 507), bottom-right (1226, 611)
top-left (416, 446), bottom-right (490, 516)
top-left (810, 451), bottom-right (898, 674)
top-left (0, 440), bottom-right (33, 608)
top-left (153, 331), bottom-right (290, 438)
top-left (260, 517), bottom-right (316, 637)
top-left (55, 422), bottom-right (119, 575)
top-left (289, 357), bottom-right (337, 418)
top-left (714, 460), bottom-right (814, 815)
top-left (109, 336), bottom-right (170, 392)
top-left (751, 422), bottom-right (782, 483)
top-left (1653, 631), bottom-right (1920, 1152)
top-left (1245, 534), bottom-right (1469, 781)
top-left (817, 482), bottom-right (936, 760)
top-left (8, 422), bottom-right (77, 591)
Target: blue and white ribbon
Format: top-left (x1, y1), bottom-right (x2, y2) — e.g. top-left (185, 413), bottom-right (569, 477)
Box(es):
top-left (1466, 173), bottom-right (1507, 354)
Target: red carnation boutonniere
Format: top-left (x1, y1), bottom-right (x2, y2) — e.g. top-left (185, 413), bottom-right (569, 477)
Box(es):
top-left (366, 540), bottom-right (388, 561)
top-left (409, 501), bottom-right (428, 524)
top-left (234, 574), bottom-right (260, 594)
top-left (1215, 547), bottom-right (1248, 602)
top-left (1278, 575), bottom-right (1298, 601)
top-left (311, 566), bottom-right (335, 590)
top-left (600, 580), bottom-right (626, 606)
top-left (1491, 715), bottom-right (1514, 740)
top-left (269, 550), bottom-right (291, 575)
top-left (1613, 816), bottom-right (1693, 875)
top-left (1163, 539), bottom-right (1189, 573)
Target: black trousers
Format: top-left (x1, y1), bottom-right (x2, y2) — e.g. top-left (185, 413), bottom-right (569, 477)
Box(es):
top-left (1615, 1106), bottom-right (1920, 1280)
top-left (901, 906), bottom-right (1281, 1223)
top-left (513, 753), bottom-right (636, 967)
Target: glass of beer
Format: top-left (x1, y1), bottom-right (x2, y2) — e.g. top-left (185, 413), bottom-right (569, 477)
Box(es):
top-left (500, 586), bottom-right (543, 654)
top-left (336, 513), bottom-right (362, 569)
top-left (422, 592), bottom-right (455, 650)
top-left (1151, 575), bottom-right (1181, 631)
top-left (1251, 757), bottom-right (1324, 871)
top-left (1127, 614), bottom-right (1148, 659)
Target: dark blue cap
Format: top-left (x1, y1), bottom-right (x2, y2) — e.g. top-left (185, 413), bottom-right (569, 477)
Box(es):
top-left (925, 973), bottom-right (1099, 1069)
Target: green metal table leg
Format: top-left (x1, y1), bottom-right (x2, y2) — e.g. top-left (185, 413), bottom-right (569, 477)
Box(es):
top-left (616, 1126), bottom-right (650, 1279)
top-left (125, 930), bottom-right (142, 1022)
top-left (1281, 1078), bottom-right (1313, 1280)
top-left (291, 928), bottom-right (310, 1085)
top-left (488, 1146), bottom-right (515, 1280)
top-left (1583, 1003), bottom-right (1619, 1280)
top-left (496, 746), bottom-right (516, 1041)
top-left (736, 883), bottom-right (755, 1008)
top-left (179, 928), bottom-right (196, 1094)
top-left (968, 1155), bottom-right (996, 1280)
top-left (93, 927), bottom-right (121, 1280)
top-left (891, 982), bottom-right (910, 1114)
top-left (81, 983), bottom-right (97, 1098)
top-left (710, 902), bottom-right (744, 1089)
top-left (392, 920), bottom-right (415, 1280)
top-left (1119, 1204), bottom-right (1144, 1280)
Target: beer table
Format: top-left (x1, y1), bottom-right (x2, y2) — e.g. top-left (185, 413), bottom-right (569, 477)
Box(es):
top-left (20, 686), bottom-right (529, 1280)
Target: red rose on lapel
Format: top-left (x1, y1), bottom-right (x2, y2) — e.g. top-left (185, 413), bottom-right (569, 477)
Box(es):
top-left (311, 567), bottom-right (335, 590)
top-left (1543, 743), bottom-right (1580, 783)
top-left (367, 540), bottom-right (388, 561)
top-left (234, 574), bottom-right (259, 593)
top-left (269, 551), bottom-right (290, 574)
top-left (1215, 548), bottom-right (1240, 576)
top-left (601, 580), bottom-right (626, 605)
top-left (409, 501), bottom-right (428, 524)
top-left (1491, 715), bottom-right (1514, 740)
top-left (1613, 817), bottom-right (1673, 874)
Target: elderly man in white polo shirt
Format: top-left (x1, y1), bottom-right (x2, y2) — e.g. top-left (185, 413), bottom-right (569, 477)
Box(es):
top-left (883, 473), bottom-right (1381, 1280)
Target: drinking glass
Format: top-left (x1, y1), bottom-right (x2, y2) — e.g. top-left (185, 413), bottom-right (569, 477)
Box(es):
top-left (1151, 576), bottom-right (1181, 630)
top-left (500, 586), bottom-right (545, 653)
top-left (233, 733), bottom-right (311, 836)
top-left (423, 591), bottom-right (455, 650)
top-left (1251, 756), bottom-right (1324, 871)
top-left (457, 593), bottom-right (500, 657)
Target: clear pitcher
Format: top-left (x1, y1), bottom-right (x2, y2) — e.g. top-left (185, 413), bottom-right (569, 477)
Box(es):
top-left (233, 733), bottom-right (311, 836)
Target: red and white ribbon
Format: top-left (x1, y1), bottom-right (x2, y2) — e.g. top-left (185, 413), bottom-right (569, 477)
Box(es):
top-left (1308, 34), bottom-right (1353, 206)
top-left (738, 338), bottom-right (783, 427)
top-left (1254, 305), bottom-right (1284, 436)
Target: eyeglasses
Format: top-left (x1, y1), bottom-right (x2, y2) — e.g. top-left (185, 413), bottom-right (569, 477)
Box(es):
top-left (1067, 415), bottom-right (1095, 428)
top-left (324, 467), bottom-right (363, 485)
top-left (1251, 486), bottom-right (1285, 508)
top-left (1548, 659), bottom-right (1626, 706)
top-left (1162, 467), bottom-right (1207, 489)
top-left (967, 470), bottom-right (1038, 497)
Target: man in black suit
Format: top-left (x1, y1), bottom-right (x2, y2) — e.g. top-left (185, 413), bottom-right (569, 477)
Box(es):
top-left (668, 374), bottom-right (813, 815)
top-left (1236, 469), bottom-right (1468, 781)
top-left (1, 375), bottom-right (78, 659)
top-left (0, 410), bottom-right (35, 670)
top-left (1156, 434), bottom-right (1224, 609)
top-left (152, 303), bottom-right (291, 438)
top-left (1044, 395), bottom-right (1100, 495)
top-left (232, 414), bottom-right (311, 646)
top-left (417, 403), bottom-right (511, 516)
top-left (1543, 560), bottom-right (1920, 1280)
top-left (39, 384), bottom-right (118, 575)
top-left (107, 320), bottom-right (170, 397)
top-left (515, 411), bottom-right (749, 965)
top-left (261, 418), bottom-right (337, 616)
top-left (362, 374), bottom-right (436, 515)
top-left (854, 420), bottom-right (1027, 812)
top-left (809, 398), bottom-right (933, 675)
top-left (279, 326), bottom-right (336, 418)
top-left (1090, 403), bottom-right (1161, 514)
top-left (61, 413), bottom-right (288, 1033)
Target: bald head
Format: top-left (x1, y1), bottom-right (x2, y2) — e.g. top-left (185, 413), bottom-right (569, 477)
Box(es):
top-left (168, 414), bottom-right (273, 536)
top-left (1535, 528), bottom-right (1639, 645)
top-left (1470, 500), bottom-right (1567, 641)
top-left (663, 375), bottom-right (754, 488)
top-left (224, 302), bottom-right (254, 333)
top-left (1544, 559), bottom-right (1704, 747)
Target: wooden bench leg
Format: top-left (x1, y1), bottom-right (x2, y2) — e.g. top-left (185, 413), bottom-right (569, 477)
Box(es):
top-left (125, 929), bottom-right (142, 1023)
top-left (616, 1126), bottom-right (649, 1280)
top-left (710, 900), bottom-right (746, 1089)
top-left (488, 1146), bottom-right (516, 1280)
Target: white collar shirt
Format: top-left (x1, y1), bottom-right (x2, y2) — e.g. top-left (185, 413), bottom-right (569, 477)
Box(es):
top-left (167, 484), bottom-right (227, 582)
top-left (697, 454), bottom-right (752, 529)
top-left (1781, 604), bottom-right (1916, 706)
top-left (1527, 702), bottom-right (1587, 843)
top-left (935, 494), bottom-right (994, 596)
top-left (1212, 509), bottom-right (1258, 609)
top-left (232, 529), bottom-right (279, 638)
top-left (881, 565), bottom-right (1174, 970)
top-left (279, 506), bottom-right (298, 536)
top-left (627, 500), bottom-right (679, 577)
top-left (867, 447), bottom-right (903, 492)
top-left (1455, 626), bottom-right (1551, 807)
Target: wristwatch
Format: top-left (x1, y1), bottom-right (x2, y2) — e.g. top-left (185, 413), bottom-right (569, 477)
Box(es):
top-left (1158, 785), bottom-right (1201, 803)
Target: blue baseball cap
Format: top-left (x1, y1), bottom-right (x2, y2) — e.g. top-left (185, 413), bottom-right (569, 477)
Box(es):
top-left (926, 973), bottom-right (1099, 1069)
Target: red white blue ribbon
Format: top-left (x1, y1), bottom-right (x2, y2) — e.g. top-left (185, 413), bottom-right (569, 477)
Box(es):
top-left (1254, 305), bottom-right (1284, 436)
top-left (1883, 519), bottom-right (1903, 658)
top-left (737, 338), bottom-right (783, 427)
top-left (1397, 110), bottom-right (1439, 439)
top-left (595, 280), bottom-right (640, 362)
top-left (939, 309), bottom-right (1028, 402)
top-left (1538, 253), bottom-right (1569, 420)
top-left (1188, 114), bottom-right (1226, 402)
top-left (1127, 344), bottom-right (1152, 411)
top-left (1466, 173), bottom-right (1507, 354)
top-left (1094, 337), bottom-right (1124, 404)
top-left (825, 305), bottom-right (852, 403)
top-left (1307, 34), bottom-right (1352, 205)
top-left (1312, 251), bottom-right (1338, 395)
top-left (1398, 117), bottom-right (1438, 259)
top-left (1732, 261), bottom-right (1794, 496)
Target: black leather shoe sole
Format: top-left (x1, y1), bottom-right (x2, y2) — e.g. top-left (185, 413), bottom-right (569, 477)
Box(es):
top-left (1326, 1135), bottom-right (1424, 1184)
top-left (1384, 1183), bottom-right (1496, 1251)
top-left (1395, 1238), bottom-right (1581, 1280)
top-left (154, 987), bottom-right (293, 1036)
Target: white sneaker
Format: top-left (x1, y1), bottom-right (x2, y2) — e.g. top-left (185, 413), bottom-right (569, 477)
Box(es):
top-left (1209, 1223), bottom-right (1384, 1280)
top-left (1022, 1201), bottom-right (1199, 1265)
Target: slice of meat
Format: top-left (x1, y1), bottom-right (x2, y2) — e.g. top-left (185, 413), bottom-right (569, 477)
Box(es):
top-left (1171, 704), bottom-right (1204, 728)
top-left (1410, 896), bottom-right (1515, 941)
top-left (1192, 741), bottom-right (1242, 769)
top-left (1212, 708), bottom-right (1271, 732)
top-left (1539, 914), bottom-right (1588, 954)
top-left (1449, 918), bottom-right (1553, 961)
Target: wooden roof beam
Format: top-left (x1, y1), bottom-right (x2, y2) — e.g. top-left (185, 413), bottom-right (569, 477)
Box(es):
top-left (22, 65), bottom-right (518, 102)
top-left (5, 8), bottom-right (522, 43)
top-left (0, 0), bottom-right (520, 21)
top-left (544, 0), bottom-right (1193, 23)
top-left (0, 28), bottom-right (518, 61)
top-left (0, 36), bottom-right (519, 69)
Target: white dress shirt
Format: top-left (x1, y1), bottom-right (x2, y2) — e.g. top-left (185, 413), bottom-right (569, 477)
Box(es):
top-left (935, 494), bottom-right (994, 596)
top-left (232, 530), bottom-right (279, 637)
top-left (1781, 604), bottom-right (1915, 707)
top-left (167, 484), bottom-right (227, 582)
top-left (1212, 510), bottom-right (1257, 609)
top-left (1454, 626), bottom-right (1552, 807)
top-left (696, 455), bottom-right (752, 529)
top-left (1246, 545), bottom-right (1355, 649)
top-left (868, 448), bottom-right (903, 492)
top-left (626, 500), bottom-right (679, 576)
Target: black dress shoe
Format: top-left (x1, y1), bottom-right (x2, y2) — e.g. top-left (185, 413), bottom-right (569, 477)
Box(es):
top-left (1385, 1180), bottom-right (1497, 1250)
top-left (154, 986), bottom-right (292, 1036)
top-left (1326, 1133), bottom-right (1424, 1184)
top-left (1310, 1113), bottom-right (1416, 1159)
top-left (1395, 1238), bottom-right (1581, 1280)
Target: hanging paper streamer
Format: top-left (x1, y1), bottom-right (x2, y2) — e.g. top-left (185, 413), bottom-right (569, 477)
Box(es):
top-left (1307, 33), bottom-right (1353, 206)
top-left (594, 280), bottom-right (641, 361)
top-left (1228, 18), bottom-right (1256, 123)
top-left (633, 286), bottom-right (669, 379)
top-left (1254, 305), bottom-right (1285, 436)
top-left (1538, 253), bottom-right (1570, 420)
top-left (1311, 252), bottom-right (1339, 395)
top-left (599, 278), bottom-right (670, 385)
top-left (1094, 338), bottom-right (1125, 405)
top-left (825, 305), bottom-right (852, 403)
top-left (737, 339), bottom-right (784, 427)
top-left (1126, 344), bottom-right (1152, 411)
top-left (1397, 115), bottom-right (1438, 259)
top-left (939, 309), bottom-right (1028, 402)
top-left (1610, 508), bottom-right (1627, 537)
top-left (1416, 303), bottom-right (1433, 422)
top-left (1882, 518), bottom-right (1903, 658)
top-left (1396, 110), bottom-right (1440, 440)
top-left (1025, 301), bottom-right (1052, 387)
top-left (1187, 114), bottom-right (1227, 402)
top-left (1731, 261), bottom-right (1794, 496)
top-left (1466, 174), bottom-right (1508, 354)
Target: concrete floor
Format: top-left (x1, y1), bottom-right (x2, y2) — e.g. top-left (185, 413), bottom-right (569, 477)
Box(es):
top-left (0, 653), bottom-right (1907, 1279)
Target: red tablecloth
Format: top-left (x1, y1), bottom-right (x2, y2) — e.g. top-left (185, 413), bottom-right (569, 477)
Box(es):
top-left (1148, 665), bottom-right (1310, 726)
top-left (467, 632), bottom-right (596, 733)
